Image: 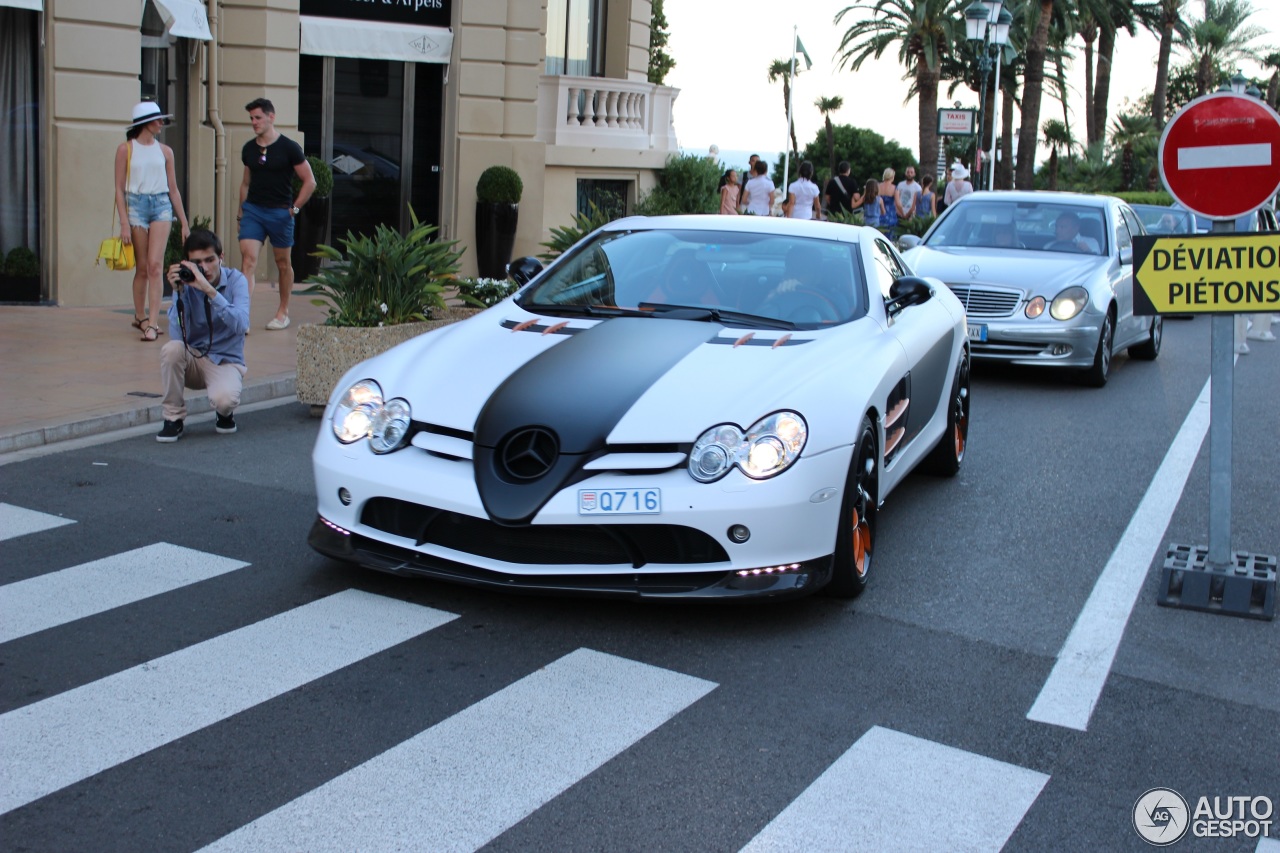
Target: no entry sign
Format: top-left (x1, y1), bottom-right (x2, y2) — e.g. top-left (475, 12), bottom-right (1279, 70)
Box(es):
top-left (1158, 93), bottom-right (1280, 220)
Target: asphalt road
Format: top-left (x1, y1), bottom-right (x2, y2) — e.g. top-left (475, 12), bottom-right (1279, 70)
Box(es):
top-left (2, 317), bottom-right (1277, 852)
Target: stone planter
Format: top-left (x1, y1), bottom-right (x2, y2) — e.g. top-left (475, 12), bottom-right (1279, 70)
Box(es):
top-left (296, 307), bottom-right (482, 406)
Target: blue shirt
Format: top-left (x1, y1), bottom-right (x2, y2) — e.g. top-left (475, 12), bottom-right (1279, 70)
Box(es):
top-left (167, 266), bottom-right (250, 366)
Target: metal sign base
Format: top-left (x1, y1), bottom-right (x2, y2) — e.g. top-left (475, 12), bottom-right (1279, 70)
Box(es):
top-left (1157, 543), bottom-right (1277, 620)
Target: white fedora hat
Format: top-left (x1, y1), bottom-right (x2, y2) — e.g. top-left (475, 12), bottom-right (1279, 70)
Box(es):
top-left (950, 162), bottom-right (970, 179)
top-left (126, 101), bottom-right (173, 129)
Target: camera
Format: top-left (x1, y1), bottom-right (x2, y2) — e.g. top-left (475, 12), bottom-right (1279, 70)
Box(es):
top-left (177, 263), bottom-right (202, 283)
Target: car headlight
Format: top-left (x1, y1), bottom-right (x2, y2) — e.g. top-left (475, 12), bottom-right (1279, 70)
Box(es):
top-left (1050, 286), bottom-right (1090, 320)
top-left (1025, 295), bottom-right (1046, 318)
top-left (331, 379), bottom-right (413, 453)
top-left (689, 411), bottom-right (807, 482)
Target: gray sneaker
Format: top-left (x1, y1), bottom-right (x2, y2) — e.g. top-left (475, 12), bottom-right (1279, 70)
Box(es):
top-left (157, 419), bottom-right (184, 442)
top-left (215, 412), bottom-right (237, 434)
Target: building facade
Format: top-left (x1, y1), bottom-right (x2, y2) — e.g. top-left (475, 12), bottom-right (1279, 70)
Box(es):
top-left (0, 0), bottom-right (679, 306)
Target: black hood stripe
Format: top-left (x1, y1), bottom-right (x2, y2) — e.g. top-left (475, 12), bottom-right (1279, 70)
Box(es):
top-left (473, 317), bottom-right (720, 525)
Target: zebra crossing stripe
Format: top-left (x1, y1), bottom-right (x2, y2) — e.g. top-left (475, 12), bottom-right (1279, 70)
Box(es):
top-left (200, 648), bottom-right (717, 853)
top-left (0, 503), bottom-right (74, 542)
top-left (0, 590), bottom-right (456, 815)
top-left (740, 726), bottom-right (1049, 853)
top-left (0, 543), bottom-right (249, 644)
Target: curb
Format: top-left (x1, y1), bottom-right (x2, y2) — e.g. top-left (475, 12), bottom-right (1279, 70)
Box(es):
top-left (0, 374), bottom-right (298, 455)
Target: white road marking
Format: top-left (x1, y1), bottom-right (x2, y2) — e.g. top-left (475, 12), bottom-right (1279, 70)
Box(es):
top-left (0, 590), bottom-right (456, 815)
top-left (0, 543), bottom-right (248, 644)
top-left (1177, 143), bottom-right (1272, 170)
top-left (740, 726), bottom-right (1049, 852)
top-left (200, 648), bottom-right (717, 853)
top-left (0, 503), bottom-right (74, 542)
top-left (1028, 376), bottom-right (1212, 731)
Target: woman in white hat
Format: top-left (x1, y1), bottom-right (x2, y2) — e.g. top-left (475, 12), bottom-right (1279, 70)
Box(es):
top-left (943, 161), bottom-right (974, 208)
top-left (115, 101), bottom-right (190, 341)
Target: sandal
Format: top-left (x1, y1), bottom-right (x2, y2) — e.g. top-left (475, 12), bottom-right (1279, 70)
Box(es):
top-left (131, 315), bottom-right (145, 331)
top-left (140, 322), bottom-right (159, 342)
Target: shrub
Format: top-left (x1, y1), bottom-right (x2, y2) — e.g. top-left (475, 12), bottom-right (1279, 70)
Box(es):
top-left (453, 276), bottom-right (521, 308)
top-left (539, 200), bottom-right (617, 261)
top-left (294, 155), bottom-right (334, 199)
top-left (476, 165), bottom-right (523, 205)
top-left (896, 214), bottom-right (936, 238)
top-left (302, 208), bottom-right (463, 327)
top-left (825, 209), bottom-right (863, 226)
top-left (1110, 190), bottom-right (1173, 206)
top-left (4, 246), bottom-right (39, 277)
top-left (635, 153), bottom-right (722, 215)
top-left (164, 214), bottom-right (213, 270)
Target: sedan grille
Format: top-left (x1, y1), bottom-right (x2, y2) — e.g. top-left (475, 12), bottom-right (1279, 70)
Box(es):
top-left (946, 284), bottom-right (1022, 318)
top-left (360, 498), bottom-right (729, 567)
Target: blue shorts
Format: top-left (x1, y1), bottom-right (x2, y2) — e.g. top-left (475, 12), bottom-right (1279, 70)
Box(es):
top-left (127, 192), bottom-right (173, 227)
top-left (238, 202), bottom-right (295, 248)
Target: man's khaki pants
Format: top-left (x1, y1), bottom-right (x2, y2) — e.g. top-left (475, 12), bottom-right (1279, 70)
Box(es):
top-left (160, 340), bottom-right (247, 421)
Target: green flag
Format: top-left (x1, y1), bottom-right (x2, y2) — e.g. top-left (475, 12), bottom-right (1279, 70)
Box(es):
top-left (795, 35), bottom-right (813, 71)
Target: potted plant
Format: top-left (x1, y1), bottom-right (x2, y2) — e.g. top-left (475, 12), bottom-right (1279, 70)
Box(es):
top-left (295, 208), bottom-right (478, 407)
top-left (1, 246), bottom-right (41, 303)
top-left (291, 155), bottom-right (334, 282)
top-left (474, 165), bottom-right (523, 279)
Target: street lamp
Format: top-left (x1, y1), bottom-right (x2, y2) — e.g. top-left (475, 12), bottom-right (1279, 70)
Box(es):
top-left (964, 0), bottom-right (1007, 191)
top-left (1230, 70), bottom-right (1248, 95)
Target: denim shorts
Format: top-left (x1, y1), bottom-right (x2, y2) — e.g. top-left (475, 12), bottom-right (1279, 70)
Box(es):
top-left (127, 192), bottom-right (174, 227)
top-left (238, 202), bottom-right (295, 248)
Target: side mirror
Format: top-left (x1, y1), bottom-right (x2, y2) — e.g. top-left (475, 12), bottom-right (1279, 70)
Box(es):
top-left (897, 234), bottom-right (922, 251)
top-left (508, 256), bottom-right (544, 286)
top-left (887, 276), bottom-right (932, 317)
top-left (1118, 245), bottom-right (1133, 266)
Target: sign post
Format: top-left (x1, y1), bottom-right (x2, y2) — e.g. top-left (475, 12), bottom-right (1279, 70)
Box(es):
top-left (1141, 91), bottom-right (1280, 619)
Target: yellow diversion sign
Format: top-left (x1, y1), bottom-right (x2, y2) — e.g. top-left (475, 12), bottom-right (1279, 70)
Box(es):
top-left (1133, 233), bottom-right (1280, 315)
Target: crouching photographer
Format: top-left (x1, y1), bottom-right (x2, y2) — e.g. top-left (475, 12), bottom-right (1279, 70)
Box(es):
top-left (157, 229), bottom-right (250, 443)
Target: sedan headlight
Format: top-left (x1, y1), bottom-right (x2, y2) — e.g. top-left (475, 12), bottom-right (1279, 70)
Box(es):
top-left (1025, 295), bottom-right (1046, 319)
top-left (689, 411), bottom-right (807, 482)
top-left (1050, 286), bottom-right (1090, 321)
top-left (332, 379), bottom-right (413, 454)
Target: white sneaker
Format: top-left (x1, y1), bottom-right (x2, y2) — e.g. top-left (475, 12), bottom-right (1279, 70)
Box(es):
top-left (1246, 330), bottom-right (1276, 342)
top-left (265, 315), bottom-right (290, 330)
top-left (1235, 342), bottom-right (1250, 355)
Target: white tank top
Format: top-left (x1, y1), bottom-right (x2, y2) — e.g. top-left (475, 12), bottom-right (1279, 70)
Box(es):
top-left (127, 139), bottom-right (169, 195)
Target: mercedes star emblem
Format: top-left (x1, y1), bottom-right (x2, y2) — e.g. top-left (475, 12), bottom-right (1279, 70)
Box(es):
top-left (500, 427), bottom-right (559, 480)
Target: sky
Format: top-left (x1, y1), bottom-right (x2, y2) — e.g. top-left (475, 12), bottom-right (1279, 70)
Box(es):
top-left (662, 0), bottom-right (1280, 171)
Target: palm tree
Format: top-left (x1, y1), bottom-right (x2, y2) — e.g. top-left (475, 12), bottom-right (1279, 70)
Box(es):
top-left (1042, 118), bottom-right (1072, 189)
top-left (1092, 0), bottom-right (1138, 149)
top-left (815, 96), bottom-right (845, 178)
top-left (1016, 0), bottom-right (1055, 188)
top-left (1181, 0), bottom-right (1267, 96)
top-left (1137, 0), bottom-right (1191, 127)
top-left (1262, 51), bottom-right (1280, 110)
top-left (835, 0), bottom-right (964, 177)
top-left (767, 58), bottom-right (805, 161)
top-left (1109, 113), bottom-right (1156, 189)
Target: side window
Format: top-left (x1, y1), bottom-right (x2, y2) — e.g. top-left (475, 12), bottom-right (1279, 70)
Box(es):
top-left (1121, 207), bottom-right (1144, 238)
top-left (1114, 211), bottom-right (1133, 256)
top-left (870, 239), bottom-right (904, 299)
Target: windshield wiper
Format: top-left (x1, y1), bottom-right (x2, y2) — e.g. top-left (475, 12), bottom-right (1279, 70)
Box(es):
top-left (638, 302), bottom-right (796, 330)
top-left (516, 303), bottom-right (648, 318)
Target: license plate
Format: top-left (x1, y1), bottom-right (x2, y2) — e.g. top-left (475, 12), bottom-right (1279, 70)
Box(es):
top-left (578, 488), bottom-right (661, 515)
top-left (967, 323), bottom-right (988, 342)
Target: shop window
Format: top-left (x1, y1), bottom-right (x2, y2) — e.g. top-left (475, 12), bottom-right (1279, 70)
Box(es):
top-left (545, 0), bottom-right (606, 77)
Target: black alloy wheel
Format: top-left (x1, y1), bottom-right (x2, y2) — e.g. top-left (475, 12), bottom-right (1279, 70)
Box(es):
top-left (826, 416), bottom-right (877, 598)
top-left (924, 350), bottom-right (970, 476)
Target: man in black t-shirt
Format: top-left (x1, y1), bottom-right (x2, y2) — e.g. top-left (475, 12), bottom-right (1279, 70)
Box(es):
top-left (238, 98), bottom-right (316, 330)
top-left (825, 161), bottom-right (856, 217)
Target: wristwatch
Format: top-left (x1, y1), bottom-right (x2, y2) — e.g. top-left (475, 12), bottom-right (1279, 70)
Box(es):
top-left (290, 206), bottom-right (301, 215)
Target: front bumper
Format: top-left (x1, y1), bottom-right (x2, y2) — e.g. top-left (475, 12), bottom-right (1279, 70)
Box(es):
top-left (311, 432), bottom-right (853, 600)
top-left (967, 313), bottom-right (1102, 368)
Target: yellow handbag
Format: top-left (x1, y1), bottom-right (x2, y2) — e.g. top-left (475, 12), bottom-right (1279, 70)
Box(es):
top-left (98, 142), bottom-right (136, 271)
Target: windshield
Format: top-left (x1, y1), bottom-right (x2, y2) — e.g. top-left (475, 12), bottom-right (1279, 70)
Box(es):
top-left (1133, 205), bottom-right (1195, 235)
top-left (517, 229), bottom-right (866, 328)
top-left (925, 200), bottom-right (1109, 256)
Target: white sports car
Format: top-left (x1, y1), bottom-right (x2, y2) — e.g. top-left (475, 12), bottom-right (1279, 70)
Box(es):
top-left (309, 215), bottom-right (971, 600)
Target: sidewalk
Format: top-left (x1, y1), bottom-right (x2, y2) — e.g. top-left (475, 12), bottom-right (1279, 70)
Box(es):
top-left (0, 281), bottom-right (328, 454)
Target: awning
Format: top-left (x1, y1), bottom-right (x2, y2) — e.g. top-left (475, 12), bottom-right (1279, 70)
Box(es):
top-left (0, 0), bottom-right (44, 11)
top-left (151, 0), bottom-right (212, 41)
top-left (300, 16), bottom-right (453, 64)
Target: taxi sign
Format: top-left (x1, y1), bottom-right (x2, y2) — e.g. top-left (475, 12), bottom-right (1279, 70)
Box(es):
top-left (1158, 93), bottom-right (1280, 220)
top-left (1133, 233), bottom-right (1280, 315)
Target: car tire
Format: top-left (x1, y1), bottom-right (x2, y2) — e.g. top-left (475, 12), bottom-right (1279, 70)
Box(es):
top-left (1129, 315), bottom-right (1162, 360)
top-left (825, 416), bottom-right (877, 598)
top-left (1082, 310), bottom-right (1114, 388)
top-left (923, 349), bottom-right (970, 476)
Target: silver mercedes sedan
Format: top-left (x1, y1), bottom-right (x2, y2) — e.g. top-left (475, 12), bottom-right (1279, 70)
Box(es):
top-left (899, 191), bottom-right (1162, 386)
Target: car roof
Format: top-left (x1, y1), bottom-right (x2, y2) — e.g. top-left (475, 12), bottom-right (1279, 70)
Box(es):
top-left (954, 190), bottom-right (1115, 208)
top-left (600, 214), bottom-right (867, 242)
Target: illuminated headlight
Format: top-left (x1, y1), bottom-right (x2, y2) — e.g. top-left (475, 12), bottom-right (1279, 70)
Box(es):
top-left (1025, 295), bottom-right (1046, 318)
top-left (1050, 286), bottom-right (1089, 320)
top-left (331, 379), bottom-right (413, 453)
top-left (688, 411), bottom-right (807, 482)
